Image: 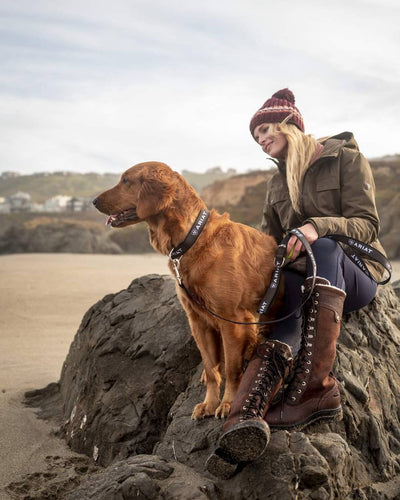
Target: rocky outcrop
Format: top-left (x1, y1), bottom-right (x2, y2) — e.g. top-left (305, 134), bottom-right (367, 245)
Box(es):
top-left (25, 275), bottom-right (400, 499)
top-left (0, 220), bottom-right (122, 254)
top-left (0, 216), bottom-right (154, 254)
top-left (57, 275), bottom-right (201, 466)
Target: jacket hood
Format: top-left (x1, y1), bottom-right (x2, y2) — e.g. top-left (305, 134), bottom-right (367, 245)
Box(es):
top-left (319, 131), bottom-right (360, 158)
top-left (275, 131), bottom-right (359, 175)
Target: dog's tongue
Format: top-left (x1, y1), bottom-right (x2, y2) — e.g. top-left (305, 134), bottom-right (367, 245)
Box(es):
top-left (105, 215), bottom-right (113, 226)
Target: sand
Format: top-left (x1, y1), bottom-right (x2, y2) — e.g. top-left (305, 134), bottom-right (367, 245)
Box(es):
top-left (0, 253), bottom-right (398, 498)
top-left (0, 253), bottom-right (168, 498)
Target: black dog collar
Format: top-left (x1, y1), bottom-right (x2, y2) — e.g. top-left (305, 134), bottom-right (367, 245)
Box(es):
top-left (169, 209), bottom-right (210, 260)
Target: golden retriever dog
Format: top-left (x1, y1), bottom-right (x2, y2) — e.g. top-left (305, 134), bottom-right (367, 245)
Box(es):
top-left (93, 162), bottom-right (278, 420)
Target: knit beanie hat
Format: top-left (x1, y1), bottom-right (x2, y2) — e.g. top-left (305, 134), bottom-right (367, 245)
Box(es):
top-left (249, 88), bottom-right (305, 137)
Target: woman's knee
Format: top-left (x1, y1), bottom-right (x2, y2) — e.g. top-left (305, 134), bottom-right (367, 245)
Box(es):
top-left (311, 237), bottom-right (339, 255)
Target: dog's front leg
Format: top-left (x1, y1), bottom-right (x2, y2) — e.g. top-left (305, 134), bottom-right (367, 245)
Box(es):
top-left (216, 323), bottom-right (257, 419)
top-left (186, 314), bottom-right (222, 420)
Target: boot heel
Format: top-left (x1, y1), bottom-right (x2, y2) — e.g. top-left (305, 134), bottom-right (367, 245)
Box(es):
top-left (219, 420), bottom-right (270, 462)
top-left (205, 450), bottom-right (238, 480)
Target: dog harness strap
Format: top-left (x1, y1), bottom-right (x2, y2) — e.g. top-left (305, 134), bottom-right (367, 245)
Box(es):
top-left (169, 209), bottom-right (210, 260)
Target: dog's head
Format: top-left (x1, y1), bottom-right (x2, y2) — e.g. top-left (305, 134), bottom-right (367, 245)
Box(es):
top-left (93, 162), bottom-right (175, 227)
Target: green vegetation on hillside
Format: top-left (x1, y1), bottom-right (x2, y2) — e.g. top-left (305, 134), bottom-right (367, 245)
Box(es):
top-left (0, 172), bottom-right (120, 203)
top-left (0, 167), bottom-right (237, 203)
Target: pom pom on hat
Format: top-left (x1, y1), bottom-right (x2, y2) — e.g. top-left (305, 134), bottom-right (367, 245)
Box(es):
top-left (271, 88), bottom-right (295, 103)
top-left (249, 88), bottom-right (304, 137)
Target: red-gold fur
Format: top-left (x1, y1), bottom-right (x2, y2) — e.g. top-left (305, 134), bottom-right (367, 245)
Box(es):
top-left (94, 162), bottom-right (279, 420)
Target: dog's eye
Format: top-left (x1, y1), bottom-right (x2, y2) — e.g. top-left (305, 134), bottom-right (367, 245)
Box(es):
top-left (121, 177), bottom-right (129, 185)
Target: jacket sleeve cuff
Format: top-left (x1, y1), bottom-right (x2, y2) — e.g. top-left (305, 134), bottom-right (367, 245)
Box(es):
top-left (304, 218), bottom-right (321, 236)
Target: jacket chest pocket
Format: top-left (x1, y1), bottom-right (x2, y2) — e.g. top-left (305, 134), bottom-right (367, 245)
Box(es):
top-left (269, 190), bottom-right (300, 230)
top-left (306, 177), bottom-right (341, 216)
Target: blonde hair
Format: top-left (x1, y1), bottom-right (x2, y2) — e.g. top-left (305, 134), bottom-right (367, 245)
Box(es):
top-left (268, 122), bottom-right (318, 213)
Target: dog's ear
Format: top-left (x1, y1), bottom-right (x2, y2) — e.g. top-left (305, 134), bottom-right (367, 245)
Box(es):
top-left (136, 173), bottom-right (174, 219)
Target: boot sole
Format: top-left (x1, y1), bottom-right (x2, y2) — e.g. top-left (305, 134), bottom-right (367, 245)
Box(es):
top-left (205, 450), bottom-right (238, 480)
top-left (218, 420), bottom-right (270, 462)
top-left (269, 406), bottom-right (343, 431)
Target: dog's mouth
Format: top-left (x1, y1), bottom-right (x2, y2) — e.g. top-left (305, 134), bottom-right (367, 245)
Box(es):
top-left (105, 207), bottom-right (139, 227)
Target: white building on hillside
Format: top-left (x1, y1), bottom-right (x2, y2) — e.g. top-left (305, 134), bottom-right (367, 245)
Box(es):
top-left (44, 195), bottom-right (72, 212)
top-left (0, 196), bottom-right (10, 213)
top-left (9, 191), bottom-right (31, 212)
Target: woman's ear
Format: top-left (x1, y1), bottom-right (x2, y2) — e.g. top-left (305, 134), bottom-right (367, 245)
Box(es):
top-left (136, 175), bottom-right (174, 219)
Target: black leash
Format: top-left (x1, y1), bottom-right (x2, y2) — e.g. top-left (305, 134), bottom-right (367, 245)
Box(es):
top-left (170, 227), bottom-right (317, 326)
top-left (326, 234), bottom-right (391, 285)
top-left (169, 211), bottom-right (392, 326)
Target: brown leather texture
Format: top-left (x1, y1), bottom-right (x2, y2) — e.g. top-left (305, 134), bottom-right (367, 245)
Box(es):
top-left (222, 340), bottom-right (293, 433)
top-left (266, 278), bottom-right (345, 428)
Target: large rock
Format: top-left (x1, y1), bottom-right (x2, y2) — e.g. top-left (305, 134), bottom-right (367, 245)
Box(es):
top-left (25, 275), bottom-right (400, 499)
top-left (0, 221), bottom-right (122, 254)
top-left (58, 274), bottom-right (201, 466)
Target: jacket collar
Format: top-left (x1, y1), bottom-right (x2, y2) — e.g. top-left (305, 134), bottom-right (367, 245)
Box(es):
top-left (318, 131), bottom-right (358, 159)
top-left (275, 131), bottom-right (357, 174)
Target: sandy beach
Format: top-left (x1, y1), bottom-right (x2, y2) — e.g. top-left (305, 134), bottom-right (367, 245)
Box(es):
top-left (0, 253), bottom-right (168, 498)
top-left (0, 253), bottom-right (399, 498)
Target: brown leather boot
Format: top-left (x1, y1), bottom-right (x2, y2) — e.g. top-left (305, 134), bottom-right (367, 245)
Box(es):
top-left (206, 340), bottom-right (293, 478)
top-left (266, 277), bottom-right (345, 431)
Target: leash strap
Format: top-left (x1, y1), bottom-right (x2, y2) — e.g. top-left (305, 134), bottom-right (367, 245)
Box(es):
top-left (257, 228), bottom-right (316, 315)
top-left (175, 228), bottom-right (317, 326)
top-left (326, 234), bottom-right (391, 285)
top-left (169, 209), bottom-right (210, 260)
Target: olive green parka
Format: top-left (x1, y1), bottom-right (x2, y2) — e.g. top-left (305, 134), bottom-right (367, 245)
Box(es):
top-left (261, 131), bottom-right (386, 282)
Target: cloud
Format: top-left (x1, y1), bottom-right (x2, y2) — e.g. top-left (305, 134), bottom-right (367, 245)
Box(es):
top-left (0, 0), bottom-right (399, 175)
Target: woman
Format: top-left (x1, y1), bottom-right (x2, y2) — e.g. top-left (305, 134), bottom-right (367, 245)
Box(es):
top-left (206, 88), bottom-right (387, 479)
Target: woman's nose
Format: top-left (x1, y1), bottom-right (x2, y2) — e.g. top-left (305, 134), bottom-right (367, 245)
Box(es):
top-left (258, 134), bottom-right (266, 145)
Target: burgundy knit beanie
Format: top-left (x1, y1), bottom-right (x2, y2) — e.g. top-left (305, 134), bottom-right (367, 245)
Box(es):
top-left (249, 88), bottom-right (305, 137)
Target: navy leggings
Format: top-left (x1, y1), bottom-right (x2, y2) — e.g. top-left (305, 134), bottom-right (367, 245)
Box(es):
top-left (269, 237), bottom-right (377, 356)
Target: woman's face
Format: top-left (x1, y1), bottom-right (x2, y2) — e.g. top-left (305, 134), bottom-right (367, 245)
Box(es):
top-left (253, 123), bottom-right (288, 159)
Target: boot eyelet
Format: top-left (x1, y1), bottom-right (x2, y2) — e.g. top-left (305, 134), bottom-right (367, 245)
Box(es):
top-left (315, 300), bottom-right (319, 305)
top-left (297, 389), bottom-right (302, 393)
top-left (301, 381), bottom-right (306, 386)
top-left (305, 369), bottom-right (310, 373)
top-left (242, 406), bottom-right (247, 410)
top-left (306, 360), bottom-right (311, 365)
top-left (291, 396), bottom-right (296, 401)
top-left (307, 351), bottom-right (312, 356)
top-left (307, 343), bottom-right (312, 347)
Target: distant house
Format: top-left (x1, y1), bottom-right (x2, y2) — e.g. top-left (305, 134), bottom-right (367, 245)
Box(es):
top-left (66, 197), bottom-right (93, 212)
top-left (0, 171), bottom-right (20, 179)
top-left (0, 196), bottom-right (11, 213)
top-left (9, 191), bottom-right (32, 212)
top-left (44, 195), bottom-right (72, 212)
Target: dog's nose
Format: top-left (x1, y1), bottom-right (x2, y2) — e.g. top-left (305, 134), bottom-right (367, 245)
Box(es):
top-left (93, 197), bottom-right (98, 206)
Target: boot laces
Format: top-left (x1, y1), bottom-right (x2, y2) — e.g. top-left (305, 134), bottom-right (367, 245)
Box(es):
top-left (241, 349), bottom-right (286, 420)
top-left (285, 291), bottom-right (319, 403)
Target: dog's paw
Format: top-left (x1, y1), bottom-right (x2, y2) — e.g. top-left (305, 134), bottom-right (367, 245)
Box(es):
top-left (191, 402), bottom-right (216, 420)
top-left (215, 402), bottom-right (231, 419)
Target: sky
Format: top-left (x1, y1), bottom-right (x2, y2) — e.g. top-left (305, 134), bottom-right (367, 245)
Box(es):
top-left (0, 0), bottom-right (399, 175)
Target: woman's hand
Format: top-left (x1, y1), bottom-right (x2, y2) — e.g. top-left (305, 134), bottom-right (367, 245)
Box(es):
top-left (286, 223), bottom-right (319, 260)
